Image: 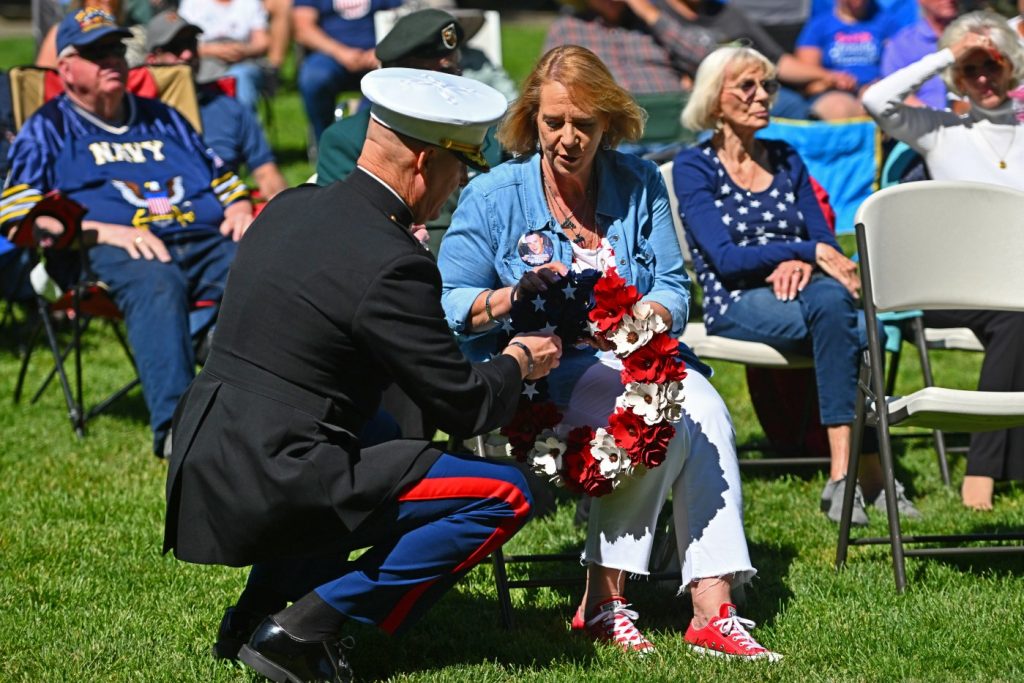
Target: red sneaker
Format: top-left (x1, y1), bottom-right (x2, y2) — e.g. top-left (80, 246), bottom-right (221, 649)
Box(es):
top-left (575, 597), bottom-right (656, 654)
top-left (571, 606), bottom-right (586, 632)
top-left (684, 603), bottom-right (781, 661)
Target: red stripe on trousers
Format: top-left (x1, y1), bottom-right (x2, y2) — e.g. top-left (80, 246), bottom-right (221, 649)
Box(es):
top-left (378, 476), bottom-right (530, 634)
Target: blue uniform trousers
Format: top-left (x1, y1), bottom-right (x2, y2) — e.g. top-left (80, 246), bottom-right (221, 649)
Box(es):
top-left (243, 452), bottom-right (533, 636)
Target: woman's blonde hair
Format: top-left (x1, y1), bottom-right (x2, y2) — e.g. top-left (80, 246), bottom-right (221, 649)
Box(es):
top-left (681, 46), bottom-right (777, 132)
top-left (939, 10), bottom-right (1024, 96)
top-left (497, 45), bottom-right (647, 154)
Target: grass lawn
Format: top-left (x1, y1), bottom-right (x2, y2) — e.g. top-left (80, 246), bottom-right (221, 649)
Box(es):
top-left (2, 20), bottom-right (1023, 682)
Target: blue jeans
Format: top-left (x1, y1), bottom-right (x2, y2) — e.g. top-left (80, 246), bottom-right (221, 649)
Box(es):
top-left (298, 51), bottom-right (367, 143)
top-left (87, 230), bottom-right (237, 452)
top-left (0, 248), bottom-right (33, 302)
top-left (707, 275), bottom-right (873, 426)
top-left (225, 61), bottom-right (264, 112)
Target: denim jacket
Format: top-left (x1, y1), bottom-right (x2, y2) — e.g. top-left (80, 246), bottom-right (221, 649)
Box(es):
top-left (438, 150), bottom-right (709, 404)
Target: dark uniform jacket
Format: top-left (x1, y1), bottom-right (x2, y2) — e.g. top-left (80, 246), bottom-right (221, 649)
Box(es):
top-left (164, 169), bottom-right (523, 567)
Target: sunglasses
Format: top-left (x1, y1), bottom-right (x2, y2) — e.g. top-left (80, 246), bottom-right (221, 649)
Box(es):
top-left (72, 41), bottom-right (127, 62)
top-left (730, 78), bottom-right (780, 100)
top-left (156, 35), bottom-right (199, 56)
top-left (958, 56), bottom-right (1006, 80)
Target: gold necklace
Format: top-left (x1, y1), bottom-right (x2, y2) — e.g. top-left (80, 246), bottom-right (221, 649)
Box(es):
top-left (975, 123), bottom-right (1017, 169)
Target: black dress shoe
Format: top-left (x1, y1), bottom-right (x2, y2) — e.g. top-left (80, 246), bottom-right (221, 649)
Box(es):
top-left (239, 616), bottom-right (353, 683)
top-left (211, 606), bottom-right (265, 660)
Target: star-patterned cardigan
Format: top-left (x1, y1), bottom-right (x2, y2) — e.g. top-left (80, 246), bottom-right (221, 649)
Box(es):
top-left (672, 139), bottom-right (842, 327)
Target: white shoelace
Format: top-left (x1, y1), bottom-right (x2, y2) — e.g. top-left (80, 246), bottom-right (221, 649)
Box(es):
top-left (586, 601), bottom-right (650, 648)
top-left (714, 613), bottom-right (764, 652)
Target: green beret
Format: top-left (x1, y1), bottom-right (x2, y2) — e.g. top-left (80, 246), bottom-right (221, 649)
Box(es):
top-left (375, 9), bottom-right (464, 65)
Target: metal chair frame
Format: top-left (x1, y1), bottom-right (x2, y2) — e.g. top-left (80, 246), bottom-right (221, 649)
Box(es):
top-left (9, 193), bottom-right (140, 437)
top-left (835, 182), bottom-right (1024, 591)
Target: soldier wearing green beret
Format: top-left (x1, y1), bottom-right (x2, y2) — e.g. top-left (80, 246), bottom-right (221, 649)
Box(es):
top-left (315, 8), bottom-right (504, 254)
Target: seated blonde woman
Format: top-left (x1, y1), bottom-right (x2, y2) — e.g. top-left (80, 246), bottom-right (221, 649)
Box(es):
top-left (439, 45), bottom-right (780, 661)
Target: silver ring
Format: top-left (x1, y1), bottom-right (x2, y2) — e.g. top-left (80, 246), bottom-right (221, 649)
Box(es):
top-left (134, 235), bottom-right (144, 245)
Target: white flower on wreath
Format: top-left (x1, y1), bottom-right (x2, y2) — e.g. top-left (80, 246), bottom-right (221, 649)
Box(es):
top-left (617, 381), bottom-right (686, 425)
top-left (659, 380), bottom-right (685, 424)
top-left (590, 427), bottom-right (632, 480)
top-left (529, 431), bottom-right (566, 482)
top-left (632, 301), bottom-right (668, 334)
top-left (607, 302), bottom-right (669, 357)
top-left (607, 314), bottom-right (652, 357)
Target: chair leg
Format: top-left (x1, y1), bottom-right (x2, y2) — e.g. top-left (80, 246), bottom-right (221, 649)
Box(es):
top-left (30, 330), bottom-right (78, 404)
top-left (474, 434), bottom-right (516, 629)
top-left (876, 411), bottom-right (907, 592)
top-left (491, 547), bottom-right (514, 630)
top-left (911, 318), bottom-right (951, 487)
top-left (836, 356), bottom-right (868, 569)
top-left (72, 289), bottom-right (85, 436)
top-left (884, 341), bottom-right (901, 397)
top-left (36, 296), bottom-right (84, 437)
top-left (13, 318), bottom-right (42, 404)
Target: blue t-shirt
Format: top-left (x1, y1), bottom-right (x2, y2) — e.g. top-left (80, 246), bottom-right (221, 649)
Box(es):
top-left (797, 9), bottom-right (903, 86)
top-left (198, 86), bottom-right (275, 174)
top-left (1, 94), bottom-right (248, 238)
top-left (293, 0), bottom-right (401, 49)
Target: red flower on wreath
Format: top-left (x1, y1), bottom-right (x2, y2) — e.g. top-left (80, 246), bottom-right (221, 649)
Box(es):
top-left (565, 427), bottom-right (616, 498)
top-left (609, 407), bottom-right (676, 469)
top-left (621, 332), bottom-right (686, 384)
top-left (579, 456), bottom-right (615, 497)
top-left (561, 426), bottom-right (594, 495)
top-left (588, 269), bottom-right (641, 333)
top-left (501, 400), bottom-right (563, 460)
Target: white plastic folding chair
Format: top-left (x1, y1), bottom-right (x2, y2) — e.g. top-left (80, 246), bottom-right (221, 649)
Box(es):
top-left (836, 181), bottom-right (1024, 591)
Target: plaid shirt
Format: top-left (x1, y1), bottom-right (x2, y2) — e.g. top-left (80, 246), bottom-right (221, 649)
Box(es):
top-left (543, 13), bottom-right (717, 95)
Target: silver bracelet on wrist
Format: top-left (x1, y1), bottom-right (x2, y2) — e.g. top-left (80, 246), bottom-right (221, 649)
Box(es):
top-left (507, 341), bottom-right (535, 376)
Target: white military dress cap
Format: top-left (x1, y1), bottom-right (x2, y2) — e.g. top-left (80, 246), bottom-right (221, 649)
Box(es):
top-left (361, 67), bottom-right (507, 171)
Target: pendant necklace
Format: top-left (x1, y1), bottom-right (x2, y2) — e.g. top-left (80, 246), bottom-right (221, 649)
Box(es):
top-left (975, 123), bottom-right (1017, 169)
top-left (543, 171), bottom-right (594, 246)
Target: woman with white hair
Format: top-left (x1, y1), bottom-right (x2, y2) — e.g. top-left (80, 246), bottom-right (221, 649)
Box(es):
top-left (863, 10), bottom-right (1024, 510)
top-left (672, 46), bottom-right (920, 526)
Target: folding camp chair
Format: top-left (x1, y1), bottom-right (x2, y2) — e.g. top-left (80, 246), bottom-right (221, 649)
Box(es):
top-left (8, 63), bottom-right (202, 132)
top-left (6, 64), bottom-right (216, 437)
top-left (836, 181), bottom-right (1024, 591)
top-left (7, 191), bottom-right (141, 437)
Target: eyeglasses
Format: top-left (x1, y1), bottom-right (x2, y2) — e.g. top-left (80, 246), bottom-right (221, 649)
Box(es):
top-left (156, 36), bottom-right (199, 56)
top-left (958, 56), bottom-right (1006, 80)
top-left (729, 78), bottom-right (780, 100)
top-left (71, 41), bottom-right (127, 62)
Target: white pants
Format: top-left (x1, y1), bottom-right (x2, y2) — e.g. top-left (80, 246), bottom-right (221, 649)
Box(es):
top-left (560, 357), bottom-right (756, 590)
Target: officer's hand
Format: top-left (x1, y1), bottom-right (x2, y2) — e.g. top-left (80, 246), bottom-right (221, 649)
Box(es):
top-left (86, 221), bottom-right (171, 262)
top-left (504, 332), bottom-right (562, 381)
